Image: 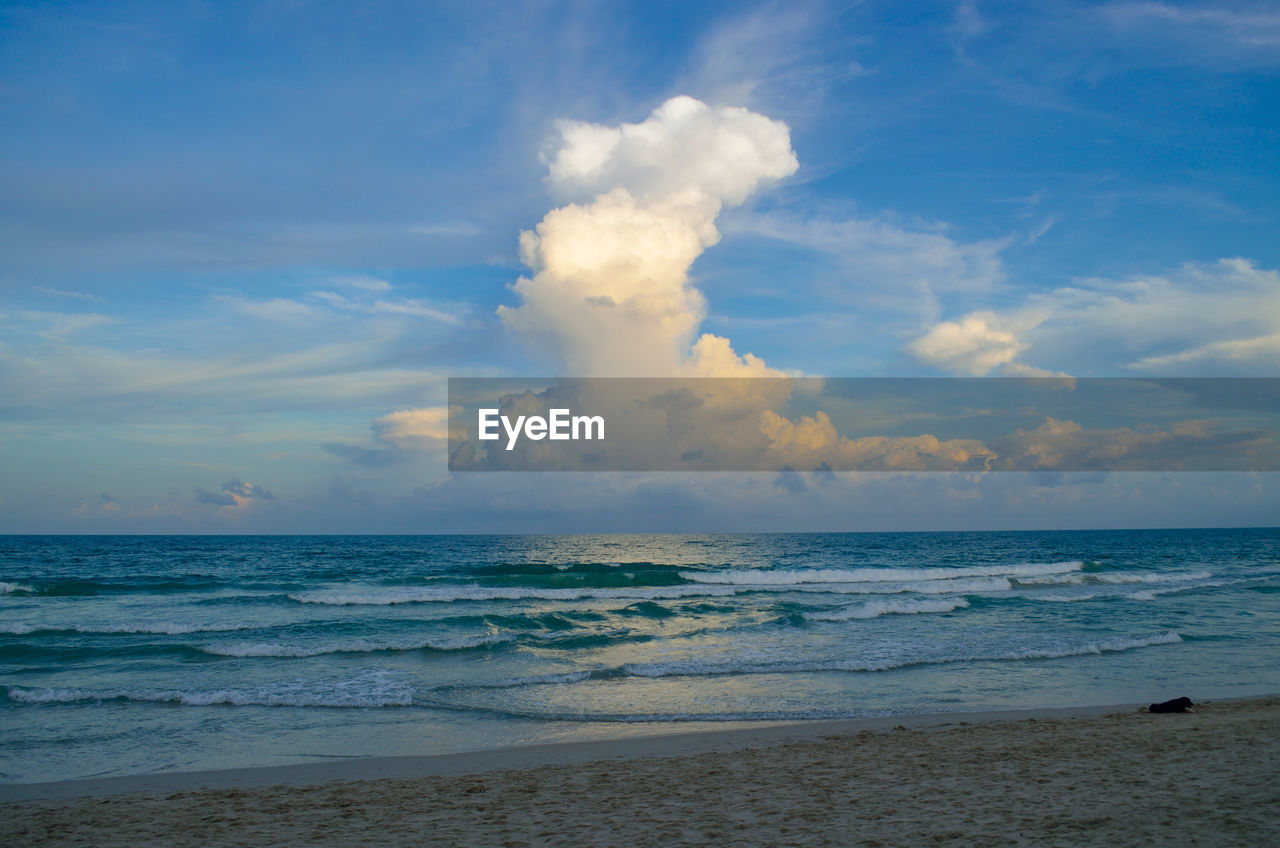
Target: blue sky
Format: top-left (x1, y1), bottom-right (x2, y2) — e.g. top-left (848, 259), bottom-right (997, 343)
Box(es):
top-left (1, 0), bottom-right (1277, 532)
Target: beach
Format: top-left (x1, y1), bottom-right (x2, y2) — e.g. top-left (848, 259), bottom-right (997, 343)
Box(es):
top-left (4, 695), bottom-right (1277, 847)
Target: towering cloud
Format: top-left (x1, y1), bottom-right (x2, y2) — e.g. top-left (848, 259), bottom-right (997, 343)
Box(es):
top-left (499, 96), bottom-right (798, 376)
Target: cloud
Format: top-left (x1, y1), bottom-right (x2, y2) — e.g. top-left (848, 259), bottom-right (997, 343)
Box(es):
top-left (222, 478), bottom-right (275, 501)
top-left (71, 492), bottom-right (181, 520)
top-left (1102, 3), bottom-right (1280, 57)
top-left (364, 299), bottom-right (461, 324)
top-left (758, 409), bottom-right (997, 471)
top-left (71, 491), bottom-right (122, 517)
top-left (907, 311), bottom-right (1029, 375)
top-left (324, 407), bottom-right (449, 467)
top-left (1130, 331), bottom-right (1280, 370)
top-left (332, 275), bottom-right (394, 293)
top-left (226, 281), bottom-right (463, 327)
top-left (680, 6), bottom-right (872, 115)
top-left (371, 407), bottom-right (449, 445)
top-left (310, 290), bottom-right (462, 325)
top-left (34, 286), bottom-right (105, 302)
top-left (909, 258), bottom-right (1280, 376)
top-left (196, 477), bottom-right (275, 508)
top-left (726, 212), bottom-right (1009, 308)
top-left (219, 296), bottom-right (321, 323)
top-left (989, 417), bottom-right (1275, 471)
top-left (409, 222), bottom-right (480, 237)
top-left (321, 442), bottom-right (398, 468)
top-left (498, 96), bottom-right (798, 377)
top-left (448, 377), bottom-right (1277, 473)
top-left (9, 311), bottom-right (115, 341)
top-left (195, 488), bottom-right (238, 507)
top-left (0, 333), bottom-right (446, 421)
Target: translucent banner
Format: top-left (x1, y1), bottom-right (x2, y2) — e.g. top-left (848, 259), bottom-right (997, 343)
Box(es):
top-left (448, 378), bottom-right (1280, 472)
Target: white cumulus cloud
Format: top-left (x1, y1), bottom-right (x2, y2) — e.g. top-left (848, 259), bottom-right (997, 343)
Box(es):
top-left (499, 96), bottom-right (798, 377)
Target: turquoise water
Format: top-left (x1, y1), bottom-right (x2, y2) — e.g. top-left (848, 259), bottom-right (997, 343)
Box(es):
top-left (2, 529), bottom-right (1278, 783)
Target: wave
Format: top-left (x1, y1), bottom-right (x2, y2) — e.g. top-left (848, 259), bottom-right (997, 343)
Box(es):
top-left (679, 561), bottom-right (1084, 585)
top-left (617, 632), bottom-right (1181, 678)
top-left (1015, 574), bottom-right (1085, 586)
top-left (616, 601), bottom-right (677, 618)
top-left (1032, 591), bottom-right (1119, 603)
top-left (1128, 578), bottom-right (1245, 601)
top-left (449, 671), bottom-right (595, 689)
top-left (4, 630), bottom-right (1184, 710)
top-left (805, 597), bottom-right (970, 622)
top-left (0, 621), bottom-right (263, 636)
top-left (1093, 570), bottom-right (1214, 585)
top-left (0, 579), bottom-right (240, 597)
top-left (287, 575), bottom-right (1015, 606)
top-left (198, 633), bottom-right (515, 658)
top-left (441, 631), bottom-right (1184, 690)
top-left (289, 583), bottom-right (740, 605)
top-left (463, 562), bottom-right (694, 589)
top-left (5, 671), bottom-right (414, 708)
top-left (468, 561), bottom-right (692, 576)
top-left (420, 701), bottom-right (895, 723)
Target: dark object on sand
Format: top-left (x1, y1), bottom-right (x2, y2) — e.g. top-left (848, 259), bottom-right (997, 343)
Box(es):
top-left (1149, 696), bottom-right (1194, 713)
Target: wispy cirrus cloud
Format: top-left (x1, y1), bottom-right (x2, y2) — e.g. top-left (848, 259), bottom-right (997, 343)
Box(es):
top-left (724, 210), bottom-right (1009, 314)
top-left (6, 310), bottom-right (115, 341)
top-left (1102, 3), bottom-right (1280, 54)
top-left (33, 286), bottom-right (105, 302)
top-left (0, 335), bottom-right (449, 421)
top-left (679, 4), bottom-right (870, 116)
top-left (221, 274), bottom-right (466, 327)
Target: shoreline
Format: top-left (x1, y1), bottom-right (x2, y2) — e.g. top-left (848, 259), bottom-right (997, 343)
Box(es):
top-left (3, 693), bottom-right (1275, 802)
top-left (5, 694), bottom-right (1277, 847)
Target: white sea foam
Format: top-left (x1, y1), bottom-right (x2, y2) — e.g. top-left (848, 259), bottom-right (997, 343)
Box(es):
top-left (805, 597), bottom-right (970, 622)
top-left (1033, 591), bottom-right (1119, 603)
top-left (1093, 570), bottom-right (1213, 584)
top-left (680, 561), bottom-right (1084, 585)
top-left (1015, 574), bottom-right (1086, 586)
top-left (872, 576), bottom-right (1010, 595)
top-left (200, 633), bottom-right (512, 658)
top-left (0, 581), bottom-right (35, 594)
top-left (789, 576), bottom-right (1011, 596)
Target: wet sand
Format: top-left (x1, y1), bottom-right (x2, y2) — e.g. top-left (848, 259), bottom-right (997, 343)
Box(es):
top-left (4, 696), bottom-right (1277, 846)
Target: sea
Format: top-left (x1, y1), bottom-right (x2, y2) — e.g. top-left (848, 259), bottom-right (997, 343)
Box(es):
top-left (2, 529), bottom-right (1278, 784)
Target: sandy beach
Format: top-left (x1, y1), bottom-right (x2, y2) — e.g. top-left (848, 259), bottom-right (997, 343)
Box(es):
top-left (4, 695), bottom-right (1277, 847)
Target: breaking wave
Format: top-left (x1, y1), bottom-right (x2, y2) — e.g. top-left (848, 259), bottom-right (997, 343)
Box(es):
top-left (805, 597), bottom-right (970, 621)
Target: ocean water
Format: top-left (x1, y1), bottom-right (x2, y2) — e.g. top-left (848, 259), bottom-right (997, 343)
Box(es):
top-left (2, 529), bottom-right (1278, 783)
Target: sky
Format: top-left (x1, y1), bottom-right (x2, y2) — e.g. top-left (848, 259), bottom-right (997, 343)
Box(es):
top-left (0, 0), bottom-right (1277, 533)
